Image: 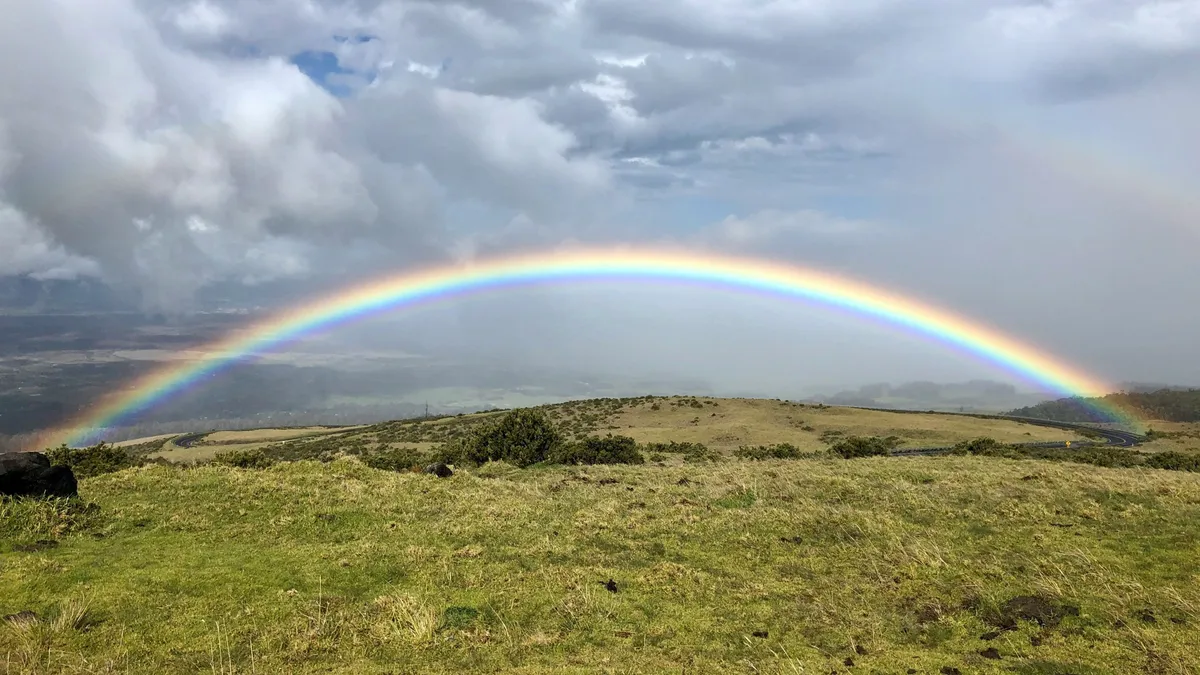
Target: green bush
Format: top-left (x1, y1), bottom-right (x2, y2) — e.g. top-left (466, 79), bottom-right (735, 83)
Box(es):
top-left (460, 409), bottom-right (565, 467)
top-left (829, 435), bottom-right (901, 459)
top-left (948, 438), bottom-right (1146, 469)
top-left (212, 449), bottom-right (274, 469)
top-left (549, 435), bottom-right (644, 465)
top-left (45, 442), bottom-right (141, 478)
top-left (1143, 451), bottom-right (1200, 472)
top-left (362, 448), bottom-right (427, 472)
top-left (734, 443), bottom-right (804, 460)
top-left (948, 437), bottom-right (1011, 455)
top-left (642, 441), bottom-right (721, 463)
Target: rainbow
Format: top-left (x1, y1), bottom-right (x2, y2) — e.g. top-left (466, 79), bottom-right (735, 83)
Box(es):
top-left (41, 247), bottom-right (1140, 448)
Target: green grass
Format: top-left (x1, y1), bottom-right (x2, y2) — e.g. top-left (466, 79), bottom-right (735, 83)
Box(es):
top-left (4, 455), bottom-right (1200, 674)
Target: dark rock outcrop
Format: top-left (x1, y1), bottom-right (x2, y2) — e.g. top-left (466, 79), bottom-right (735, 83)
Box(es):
top-left (0, 452), bottom-right (78, 498)
top-left (423, 462), bottom-right (453, 478)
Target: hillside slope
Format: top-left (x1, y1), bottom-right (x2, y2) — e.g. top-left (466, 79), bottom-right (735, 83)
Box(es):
top-left (1009, 388), bottom-right (1200, 424)
top-left (4, 456), bottom-right (1200, 673)
top-left (146, 396), bottom-right (1090, 463)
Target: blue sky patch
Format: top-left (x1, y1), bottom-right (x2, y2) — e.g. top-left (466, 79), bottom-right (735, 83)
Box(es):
top-left (290, 50), bottom-right (357, 97)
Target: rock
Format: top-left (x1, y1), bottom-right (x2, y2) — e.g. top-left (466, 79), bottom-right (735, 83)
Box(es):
top-left (980, 647), bottom-right (1001, 660)
top-left (0, 452), bottom-right (77, 498)
top-left (423, 462), bottom-right (453, 478)
top-left (3, 611), bottom-right (39, 626)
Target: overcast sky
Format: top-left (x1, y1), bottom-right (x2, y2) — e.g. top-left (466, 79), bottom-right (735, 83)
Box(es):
top-left (2, 0), bottom-right (1198, 392)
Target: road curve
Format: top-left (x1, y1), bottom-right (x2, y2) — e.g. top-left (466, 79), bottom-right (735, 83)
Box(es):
top-left (837, 406), bottom-right (1147, 457)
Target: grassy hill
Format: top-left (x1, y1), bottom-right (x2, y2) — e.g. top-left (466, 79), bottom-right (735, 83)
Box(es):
top-left (145, 396), bottom-right (1090, 464)
top-left (1008, 388), bottom-right (1200, 425)
top-left (4, 397), bottom-right (1200, 674)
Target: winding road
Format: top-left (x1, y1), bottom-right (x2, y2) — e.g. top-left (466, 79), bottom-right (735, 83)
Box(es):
top-left (873, 411), bottom-right (1147, 457)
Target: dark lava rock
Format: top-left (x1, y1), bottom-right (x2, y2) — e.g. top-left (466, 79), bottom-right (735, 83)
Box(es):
top-left (14, 539), bottom-right (59, 552)
top-left (602, 579), bottom-right (618, 593)
top-left (855, 645), bottom-right (868, 655)
top-left (3, 611), bottom-right (39, 625)
top-left (940, 668), bottom-right (962, 675)
top-left (751, 630), bottom-right (769, 638)
top-left (1136, 609), bottom-right (1157, 624)
top-left (423, 462), bottom-right (453, 478)
top-left (843, 657), bottom-right (855, 667)
top-left (907, 670), bottom-right (917, 674)
top-left (0, 452), bottom-right (77, 498)
top-left (980, 647), bottom-right (1001, 660)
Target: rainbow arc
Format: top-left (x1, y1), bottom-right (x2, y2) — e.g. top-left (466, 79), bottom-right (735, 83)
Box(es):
top-left (41, 247), bottom-right (1141, 448)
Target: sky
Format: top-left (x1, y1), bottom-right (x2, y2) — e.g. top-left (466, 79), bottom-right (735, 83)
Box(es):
top-left (1, 0), bottom-right (1199, 393)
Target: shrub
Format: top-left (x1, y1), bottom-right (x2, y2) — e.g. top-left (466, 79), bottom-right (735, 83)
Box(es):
top-left (949, 437), bottom-right (1011, 456)
top-left (829, 435), bottom-right (901, 459)
top-left (46, 442), bottom-right (141, 478)
top-left (460, 409), bottom-right (565, 467)
top-left (362, 448), bottom-right (427, 472)
top-left (550, 435), bottom-right (644, 465)
top-left (212, 449), bottom-right (274, 469)
top-left (734, 443), bottom-right (804, 460)
top-left (642, 441), bottom-right (721, 463)
top-left (1143, 451), bottom-right (1200, 472)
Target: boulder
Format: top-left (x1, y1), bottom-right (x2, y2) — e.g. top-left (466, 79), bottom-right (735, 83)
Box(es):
top-left (423, 462), bottom-right (453, 478)
top-left (0, 452), bottom-right (78, 498)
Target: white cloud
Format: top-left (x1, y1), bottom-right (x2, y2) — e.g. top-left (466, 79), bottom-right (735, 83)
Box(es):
top-left (0, 0), bottom-right (1198, 382)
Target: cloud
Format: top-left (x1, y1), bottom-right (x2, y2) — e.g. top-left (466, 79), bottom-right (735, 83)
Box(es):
top-left (1, 0), bottom-right (1198, 386)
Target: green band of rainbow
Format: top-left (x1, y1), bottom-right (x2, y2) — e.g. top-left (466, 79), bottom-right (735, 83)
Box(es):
top-left (42, 247), bottom-right (1138, 448)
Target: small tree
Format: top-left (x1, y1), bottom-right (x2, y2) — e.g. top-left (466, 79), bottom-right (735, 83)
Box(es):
top-left (212, 449), bottom-right (274, 469)
top-left (462, 409), bottom-right (564, 467)
top-left (550, 434), bottom-right (644, 465)
top-left (46, 442), bottom-right (141, 478)
top-left (829, 435), bottom-right (900, 459)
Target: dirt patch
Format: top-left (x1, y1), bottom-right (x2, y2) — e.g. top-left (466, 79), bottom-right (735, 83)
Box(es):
top-left (986, 595), bottom-right (1080, 630)
top-left (14, 539), bottom-right (59, 552)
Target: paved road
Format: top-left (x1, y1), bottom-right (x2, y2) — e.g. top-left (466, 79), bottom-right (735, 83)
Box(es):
top-left (874, 411), bottom-right (1147, 457)
top-left (172, 432), bottom-right (209, 449)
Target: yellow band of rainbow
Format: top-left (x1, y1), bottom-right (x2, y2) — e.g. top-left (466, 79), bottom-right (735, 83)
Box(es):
top-left (41, 247), bottom-right (1139, 448)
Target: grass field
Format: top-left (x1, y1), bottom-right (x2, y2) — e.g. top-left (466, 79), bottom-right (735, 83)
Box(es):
top-left (4, 455), bottom-right (1200, 674)
top-left (6, 398), bottom-right (1198, 673)
top-left (1141, 423), bottom-right (1200, 454)
top-left (134, 397), bottom-right (1091, 464)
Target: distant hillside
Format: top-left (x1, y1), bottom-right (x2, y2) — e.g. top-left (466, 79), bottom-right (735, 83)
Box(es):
top-left (142, 395), bottom-right (1091, 463)
top-left (1009, 388), bottom-right (1200, 423)
top-left (805, 379), bottom-right (1049, 414)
